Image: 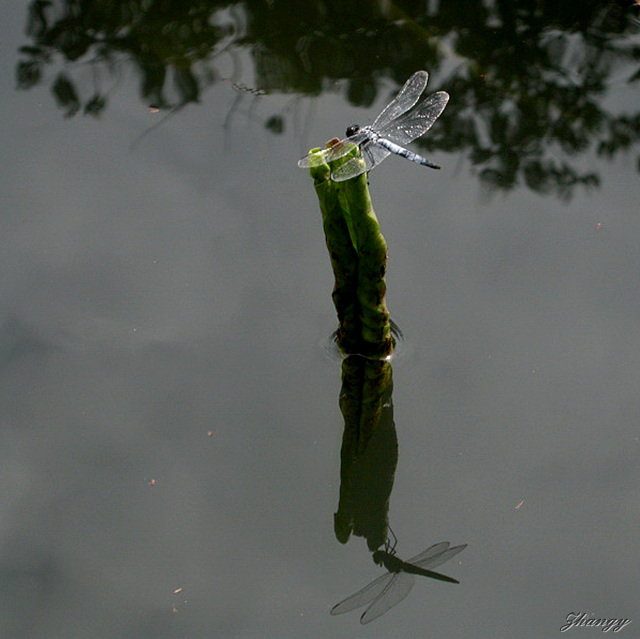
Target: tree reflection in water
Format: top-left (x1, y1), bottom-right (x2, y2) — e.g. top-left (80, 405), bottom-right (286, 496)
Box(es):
top-left (15, 0), bottom-right (640, 199)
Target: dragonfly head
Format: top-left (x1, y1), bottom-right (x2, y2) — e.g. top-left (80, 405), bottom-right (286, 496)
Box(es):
top-left (345, 124), bottom-right (360, 137)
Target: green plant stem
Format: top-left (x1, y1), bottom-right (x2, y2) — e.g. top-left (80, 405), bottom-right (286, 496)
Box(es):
top-left (305, 147), bottom-right (392, 358)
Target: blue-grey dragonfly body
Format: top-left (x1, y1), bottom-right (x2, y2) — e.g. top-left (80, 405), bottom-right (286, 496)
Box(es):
top-left (298, 71), bottom-right (449, 181)
top-left (330, 541), bottom-right (466, 624)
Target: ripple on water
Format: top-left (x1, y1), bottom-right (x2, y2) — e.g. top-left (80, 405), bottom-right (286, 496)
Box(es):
top-left (319, 319), bottom-right (415, 365)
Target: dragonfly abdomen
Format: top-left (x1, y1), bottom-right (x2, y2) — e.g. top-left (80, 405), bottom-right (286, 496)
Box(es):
top-left (377, 138), bottom-right (441, 170)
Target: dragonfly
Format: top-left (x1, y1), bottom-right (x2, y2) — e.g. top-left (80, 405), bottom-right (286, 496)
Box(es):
top-left (298, 71), bottom-right (449, 182)
top-left (330, 541), bottom-right (467, 625)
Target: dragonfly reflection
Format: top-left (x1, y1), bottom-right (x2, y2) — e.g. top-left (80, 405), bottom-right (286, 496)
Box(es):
top-left (298, 71), bottom-right (449, 181)
top-left (330, 541), bottom-right (466, 624)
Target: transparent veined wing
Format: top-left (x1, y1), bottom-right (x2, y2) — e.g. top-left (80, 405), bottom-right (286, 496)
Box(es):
top-left (408, 542), bottom-right (468, 570)
top-left (330, 139), bottom-right (390, 181)
top-left (405, 541), bottom-right (451, 564)
top-left (330, 571), bottom-right (396, 616)
top-left (377, 91), bottom-right (449, 146)
top-left (360, 571), bottom-right (415, 624)
top-left (371, 71), bottom-right (429, 132)
top-left (297, 130), bottom-right (370, 168)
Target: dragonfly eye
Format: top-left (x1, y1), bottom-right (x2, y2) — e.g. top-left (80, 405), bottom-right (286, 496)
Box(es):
top-left (345, 124), bottom-right (360, 137)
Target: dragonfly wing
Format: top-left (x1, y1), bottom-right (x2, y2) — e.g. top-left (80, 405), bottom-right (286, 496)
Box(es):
top-left (362, 141), bottom-right (391, 170)
top-left (371, 71), bottom-right (429, 131)
top-left (360, 572), bottom-right (415, 624)
top-left (297, 150), bottom-right (328, 168)
top-left (330, 155), bottom-right (367, 181)
top-left (379, 91), bottom-right (449, 145)
top-left (406, 542), bottom-right (451, 565)
top-left (330, 571), bottom-right (394, 616)
top-left (297, 131), bottom-right (369, 168)
top-left (413, 543), bottom-right (467, 570)
top-left (330, 141), bottom-right (391, 181)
